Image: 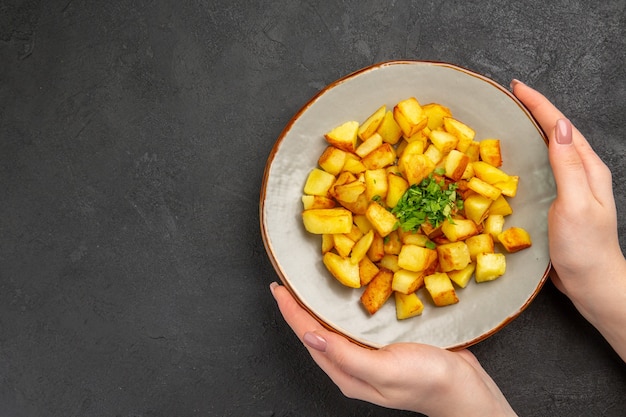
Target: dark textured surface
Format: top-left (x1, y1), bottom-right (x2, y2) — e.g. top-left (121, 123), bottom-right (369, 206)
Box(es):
top-left (1, 1), bottom-right (625, 416)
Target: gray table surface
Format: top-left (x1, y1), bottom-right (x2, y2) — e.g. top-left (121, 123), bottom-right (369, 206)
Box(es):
top-left (2, 1), bottom-right (626, 416)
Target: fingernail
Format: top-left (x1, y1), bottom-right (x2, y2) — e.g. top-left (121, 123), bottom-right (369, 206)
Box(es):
top-left (303, 332), bottom-right (327, 352)
top-left (510, 79), bottom-right (523, 90)
top-left (555, 118), bottom-right (572, 145)
top-left (269, 281), bottom-right (279, 296)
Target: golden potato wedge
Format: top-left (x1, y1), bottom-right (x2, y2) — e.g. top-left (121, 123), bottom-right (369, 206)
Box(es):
top-left (463, 194), bottom-right (493, 224)
top-left (498, 227), bottom-right (532, 253)
top-left (467, 177), bottom-right (502, 200)
top-left (379, 254), bottom-right (401, 272)
top-left (333, 171), bottom-right (357, 186)
top-left (489, 195), bottom-right (513, 216)
top-left (461, 161), bottom-right (475, 180)
top-left (358, 105), bottom-right (386, 141)
top-left (393, 97), bottom-right (428, 137)
top-left (342, 155), bottom-right (367, 174)
top-left (345, 224), bottom-right (363, 242)
top-left (353, 214), bottom-right (373, 234)
top-left (400, 231), bottom-right (434, 248)
top-left (302, 195), bottom-right (336, 210)
top-left (365, 202), bottom-right (398, 238)
top-left (367, 232), bottom-right (385, 262)
top-left (360, 268), bottom-right (394, 315)
top-left (429, 129), bottom-right (458, 154)
top-left (472, 161), bottom-right (510, 184)
top-left (423, 143), bottom-right (444, 165)
top-left (423, 102), bottom-right (452, 131)
top-left (303, 168), bottom-right (336, 196)
top-left (350, 229), bottom-right (375, 264)
top-left (386, 173), bottom-right (409, 208)
top-left (332, 180), bottom-right (366, 203)
top-left (383, 229), bottom-right (402, 255)
top-left (464, 140), bottom-right (481, 162)
top-left (362, 143), bottom-right (397, 170)
top-left (338, 192), bottom-right (370, 215)
top-left (399, 138), bottom-right (426, 157)
top-left (493, 175), bottom-right (519, 198)
top-left (398, 244), bottom-right (438, 272)
top-left (323, 251), bottom-right (361, 288)
top-left (302, 208), bottom-right (353, 234)
top-left (356, 132), bottom-right (384, 158)
top-left (324, 120), bottom-right (359, 153)
top-left (475, 252), bottom-right (506, 282)
top-left (441, 218), bottom-right (479, 242)
top-left (359, 255), bottom-right (379, 285)
top-left (333, 233), bottom-right (355, 257)
top-left (444, 149), bottom-right (470, 181)
top-left (443, 117), bottom-right (475, 144)
top-left (484, 214), bottom-right (505, 241)
top-left (479, 138), bottom-right (503, 167)
top-left (376, 110), bottom-right (403, 145)
top-left (404, 130), bottom-right (428, 145)
top-left (447, 263), bottom-right (476, 288)
top-left (318, 146), bottom-right (347, 176)
top-left (424, 272), bottom-right (459, 307)
top-left (399, 153), bottom-right (435, 186)
top-left (395, 291), bottom-right (425, 319)
top-left (364, 168), bottom-right (388, 201)
top-left (465, 233), bottom-right (495, 261)
top-left (436, 241), bottom-right (471, 272)
top-left (392, 269), bottom-right (425, 294)
top-left (321, 233), bottom-right (334, 253)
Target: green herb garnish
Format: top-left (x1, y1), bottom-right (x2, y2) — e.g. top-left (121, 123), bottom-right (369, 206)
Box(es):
top-left (391, 173), bottom-right (463, 232)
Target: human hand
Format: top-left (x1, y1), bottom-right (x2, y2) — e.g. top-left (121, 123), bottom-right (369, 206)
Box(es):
top-left (511, 80), bottom-right (626, 360)
top-left (270, 282), bottom-right (517, 417)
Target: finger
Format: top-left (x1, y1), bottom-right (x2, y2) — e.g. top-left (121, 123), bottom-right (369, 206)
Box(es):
top-left (511, 81), bottom-right (614, 206)
top-left (270, 282), bottom-right (326, 339)
top-left (510, 79), bottom-right (566, 132)
top-left (548, 118), bottom-right (594, 201)
top-left (270, 285), bottom-right (386, 402)
top-left (303, 330), bottom-right (388, 404)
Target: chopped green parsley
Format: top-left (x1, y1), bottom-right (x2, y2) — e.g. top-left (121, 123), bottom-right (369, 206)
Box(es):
top-left (391, 171), bottom-right (463, 232)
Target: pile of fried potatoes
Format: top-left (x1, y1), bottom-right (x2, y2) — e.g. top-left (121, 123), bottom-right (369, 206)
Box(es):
top-left (301, 97), bottom-right (532, 320)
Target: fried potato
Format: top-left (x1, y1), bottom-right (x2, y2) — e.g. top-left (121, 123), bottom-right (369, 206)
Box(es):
top-left (394, 97), bottom-right (428, 137)
top-left (325, 120), bottom-right (359, 153)
top-left (318, 146), bottom-right (347, 176)
top-left (358, 105), bottom-right (386, 141)
top-left (441, 218), bottom-right (479, 242)
top-left (479, 139), bottom-right (502, 167)
top-left (392, 269), bottom-right (425, 294)
top-left (323, 252), bottom-right (361, 288)
top-left (376, 110), bottom-right (403, 145)
top-left (361, 268), bottom-right (394, 315)
top-left (302, 208), bottom-right (353, 234)
top-left (475, 252), bottom-right (506, 283)
top-left (303, 168), bottom-right (336, 196)
top-left (447, 263), bottom-right (476, 288)
top-left (424, 272), bottom-right (459, 306)
top-left (395, 291), bottom-right (425, 319)
top-left (498, 227), bottom-right (532, 253)
top-left (398, 244), bottom-right (438, 272)
top-left (365, 201), bottom-right (398, 238)
top-left (436, 241), bottom-right (471, 272)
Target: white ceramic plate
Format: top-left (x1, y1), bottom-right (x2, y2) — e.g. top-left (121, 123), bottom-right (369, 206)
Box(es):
top-left (260, 61), bottom-right (556, 349)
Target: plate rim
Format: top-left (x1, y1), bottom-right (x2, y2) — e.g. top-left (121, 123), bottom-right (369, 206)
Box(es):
top-left (260, 59), bottom-right (552, 350)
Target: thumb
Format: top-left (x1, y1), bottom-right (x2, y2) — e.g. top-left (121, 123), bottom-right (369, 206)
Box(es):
top-left (549, 118), bottom-right (614, 208)
top-left (549, 119), bottom-right (592, 202)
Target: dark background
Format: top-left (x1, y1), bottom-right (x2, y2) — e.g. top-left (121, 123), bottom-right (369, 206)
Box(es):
top-left (2, 1), bottom-right (626, 416)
